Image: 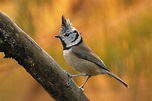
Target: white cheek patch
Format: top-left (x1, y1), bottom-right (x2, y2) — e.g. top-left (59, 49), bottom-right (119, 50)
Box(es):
top-left (67, 35), bottom-right (81, 47)
top-left (69, 34), bottom-right (75, 41)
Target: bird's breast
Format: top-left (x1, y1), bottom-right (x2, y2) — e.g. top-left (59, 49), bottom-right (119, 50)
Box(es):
top-left (63, 49), bottom-right (78, 68)
top-left (63, 49), bottom-right (101, 75)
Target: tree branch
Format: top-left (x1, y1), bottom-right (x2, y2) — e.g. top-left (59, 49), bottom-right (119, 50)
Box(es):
top-left (0, 12), bottom-right (89, 101)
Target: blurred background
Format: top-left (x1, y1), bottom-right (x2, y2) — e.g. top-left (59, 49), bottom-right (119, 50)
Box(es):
top-left (0, 0), bottom-right (152, 101)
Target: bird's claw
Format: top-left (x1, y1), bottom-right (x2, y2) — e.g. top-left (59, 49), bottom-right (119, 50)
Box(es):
top-left (79, 86), bottom-right (84, 92)
top-left (64, 70), bottom-right (72, 86)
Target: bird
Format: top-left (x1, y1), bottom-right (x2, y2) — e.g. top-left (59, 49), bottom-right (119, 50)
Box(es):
top-left (55, 16), bottom-right (129, 89)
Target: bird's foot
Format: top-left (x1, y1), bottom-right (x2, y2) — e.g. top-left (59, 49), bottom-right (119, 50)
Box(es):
top-left (64, 70), bottom-right (72, 86)
top-left (79, 86), bottom-right (84, 92)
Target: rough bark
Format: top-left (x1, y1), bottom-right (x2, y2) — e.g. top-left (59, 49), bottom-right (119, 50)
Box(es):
top-left (0, 12), bottom-right (89, 101)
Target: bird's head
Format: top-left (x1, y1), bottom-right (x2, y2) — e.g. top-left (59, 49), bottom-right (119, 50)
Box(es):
top-left (55, 16), bottom-right (82, 50)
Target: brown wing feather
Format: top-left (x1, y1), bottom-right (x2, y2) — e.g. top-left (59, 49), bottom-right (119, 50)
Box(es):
top-left (72, 42), bottom-right (110, 71)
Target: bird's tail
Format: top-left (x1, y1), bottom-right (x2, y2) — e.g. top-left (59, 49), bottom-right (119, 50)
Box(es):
top-left (106, 71), bottom-right (129, 88)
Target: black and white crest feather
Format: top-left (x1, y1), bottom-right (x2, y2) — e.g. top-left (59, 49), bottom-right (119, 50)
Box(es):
top-left (56, 16), bottom-right (82, 50)
top-left (61, 16), bottom-right (73, 33)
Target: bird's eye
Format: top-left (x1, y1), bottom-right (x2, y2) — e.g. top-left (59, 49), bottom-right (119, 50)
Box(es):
top-left (64, 33), bottom-right (69, 37)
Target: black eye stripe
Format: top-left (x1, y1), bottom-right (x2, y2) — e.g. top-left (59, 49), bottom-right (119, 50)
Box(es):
top-left (73, 30), bottom-right (77, 33)
top-left (71, 31), bottom-right (79, 42)
top-left (64, 30), bottom-right (78, 37)
top-left (64, 33), bottom-right (69, 37)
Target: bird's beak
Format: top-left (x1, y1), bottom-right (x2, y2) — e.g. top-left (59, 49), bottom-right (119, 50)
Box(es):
top-left (55, 35), bottom-right (61, 38)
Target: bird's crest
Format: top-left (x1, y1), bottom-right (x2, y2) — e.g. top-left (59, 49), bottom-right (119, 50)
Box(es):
top-left (60, 15), bottom-right (73, 34)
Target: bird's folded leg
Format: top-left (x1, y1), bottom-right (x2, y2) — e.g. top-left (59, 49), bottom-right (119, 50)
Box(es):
top-left (79, 75), bottom-right (91, 91)
top-left (70, 73), bottom-right (87, 77)
top-left (64, 70), bottom-right (87, 86)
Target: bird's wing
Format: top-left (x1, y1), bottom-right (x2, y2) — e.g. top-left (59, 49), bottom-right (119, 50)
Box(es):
top-left (72, 43), bottom-right (110, 71)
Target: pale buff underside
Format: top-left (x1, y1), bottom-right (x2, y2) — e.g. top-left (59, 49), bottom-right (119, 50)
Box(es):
top-left (63, 48), bottom-right (107, 75)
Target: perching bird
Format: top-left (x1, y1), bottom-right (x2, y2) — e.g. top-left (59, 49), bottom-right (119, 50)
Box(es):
top-left (55, 16), bottom-right (129, 89)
